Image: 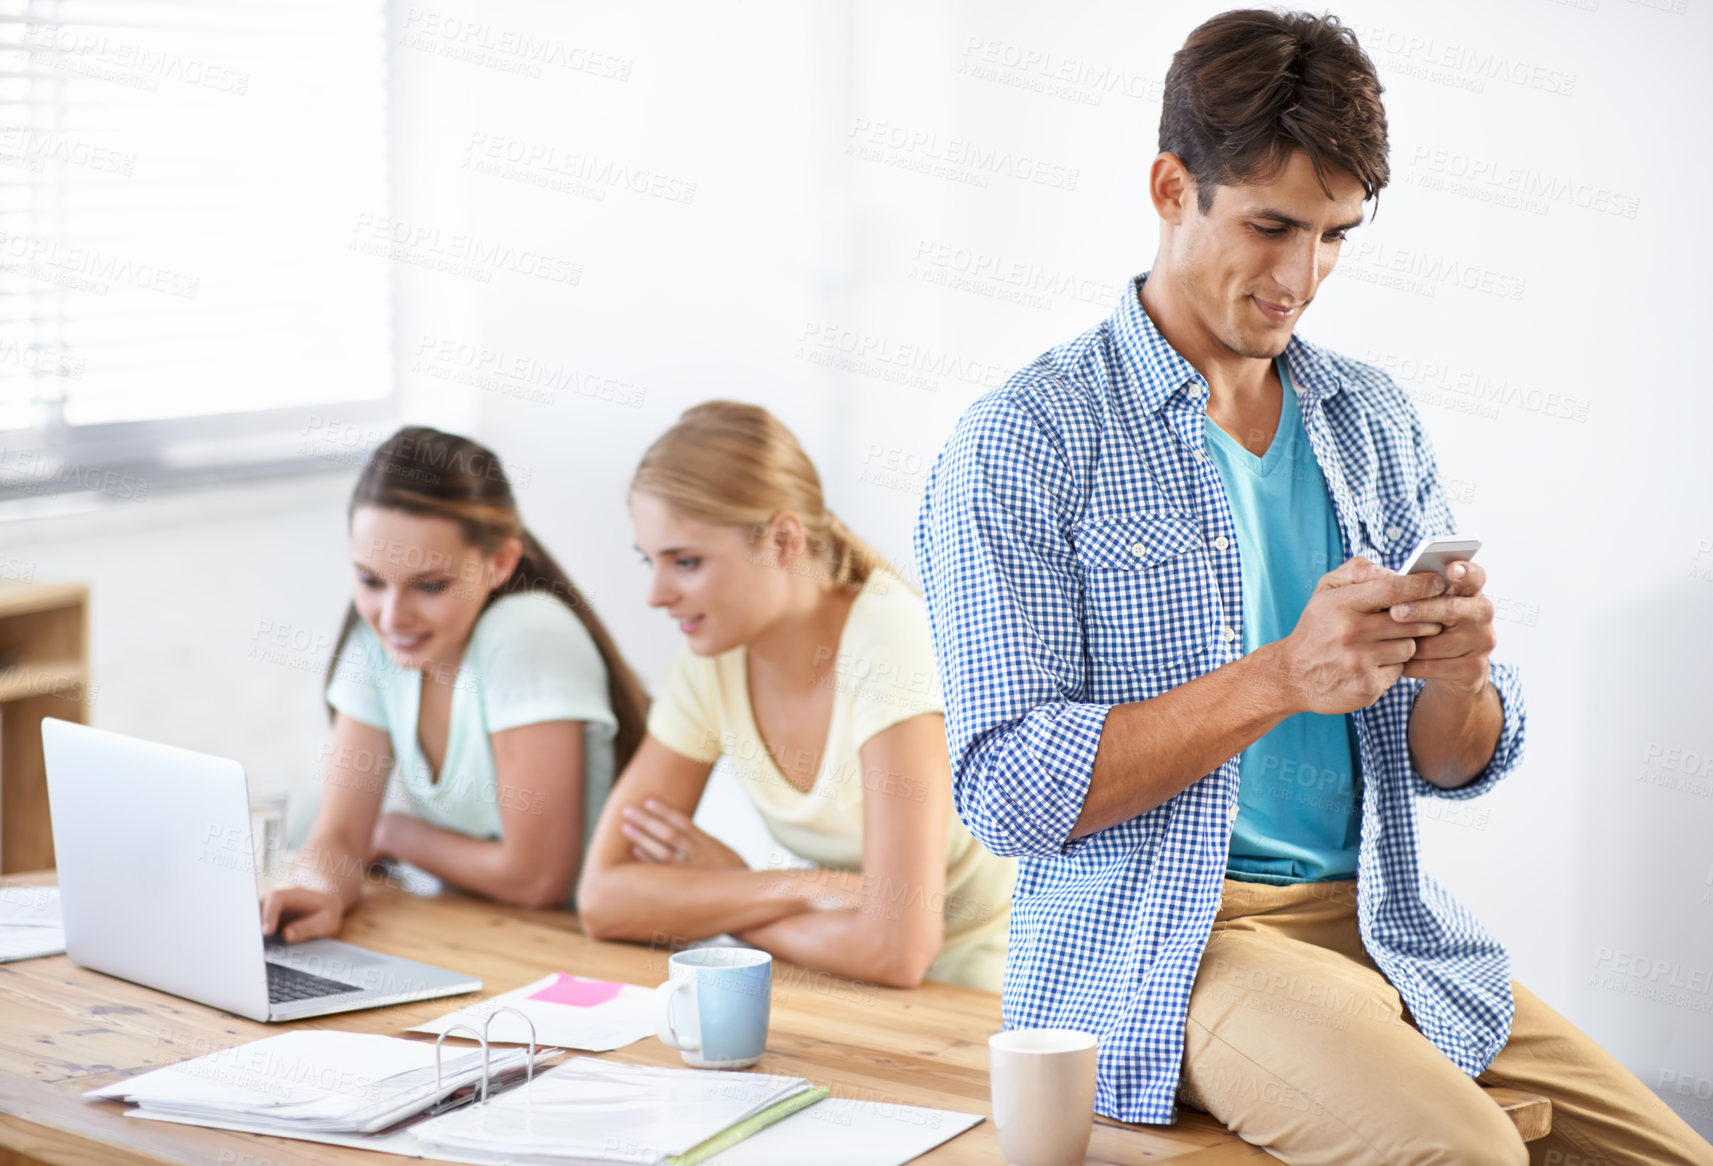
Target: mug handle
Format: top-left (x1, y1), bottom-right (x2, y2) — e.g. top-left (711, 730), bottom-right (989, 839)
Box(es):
top-left (655, 979), bottom-right (701, 1052)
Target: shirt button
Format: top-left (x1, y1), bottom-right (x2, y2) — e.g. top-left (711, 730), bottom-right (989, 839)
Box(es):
top-left (1222, 626), bottom-right (1237, 643)
top-left (1228, 803), bottom-right (1239, 823)
top-left (1195, 450), bottom-right (1209, 464)
top-left (1385, 525), bottom-right (1403, 542)
top-left (1212, 536), bottom-right (1230, 551)
top-left (1129, 543), bottom-right (1147, 558)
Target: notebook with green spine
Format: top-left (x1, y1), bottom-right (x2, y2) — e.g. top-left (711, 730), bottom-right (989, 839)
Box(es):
top-left (409, 1056), bottom-right (832, 1164)
top-left (668, 1085), bottom-right (830, 1166)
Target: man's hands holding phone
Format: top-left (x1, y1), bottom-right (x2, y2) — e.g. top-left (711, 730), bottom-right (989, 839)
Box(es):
top-left (1273, 555), bottom-right (1495, 715)
top-left (1385, 557), bottom-right (1496, 696)
top-left (1068, 550), bottom-right (1500, 836)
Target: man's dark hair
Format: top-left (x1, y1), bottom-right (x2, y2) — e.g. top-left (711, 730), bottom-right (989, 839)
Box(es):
top-left (1159, 9), bottom-right (1388, 214)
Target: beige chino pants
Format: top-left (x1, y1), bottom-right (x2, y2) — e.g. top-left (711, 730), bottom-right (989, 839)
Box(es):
top-left (1175, 877), bottom-right (1713, 1165)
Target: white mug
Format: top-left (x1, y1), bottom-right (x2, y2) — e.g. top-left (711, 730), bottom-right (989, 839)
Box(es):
top-left (988, 1028), bottom-right (1098, 1166)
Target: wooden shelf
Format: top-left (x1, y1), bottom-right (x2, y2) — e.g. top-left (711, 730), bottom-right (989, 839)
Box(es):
top-left (0, 582), bottom-right (88, 621)
top-left (0, 582), bottom-right (90, 874)
top-left (0, 657), bottom-right (87, 704)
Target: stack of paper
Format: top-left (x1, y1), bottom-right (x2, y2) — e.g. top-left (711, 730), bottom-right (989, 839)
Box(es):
top-left (412, 1057), bottom-right (826, 1165)
top-left (87, 1030), bottom-right (549, 1135)
top-left (410, 972), bottom-right (657, 1052)
top-left (0, 885), bottom-right (64, 962)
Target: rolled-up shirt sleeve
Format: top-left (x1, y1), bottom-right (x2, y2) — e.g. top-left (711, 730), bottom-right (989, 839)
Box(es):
top-left (1400, 386), bottom-right (1527, 801)
top-left (1401, 662), bottom-right (1525, 801)
top-left (913, 383), bottom-right (1110, 858)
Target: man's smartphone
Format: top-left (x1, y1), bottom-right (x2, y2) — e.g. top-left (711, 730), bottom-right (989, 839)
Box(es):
top-left (1399, 535), bottom-right (1481, 581)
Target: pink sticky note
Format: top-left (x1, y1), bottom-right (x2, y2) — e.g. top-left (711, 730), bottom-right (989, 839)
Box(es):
top-left (527, 973), bottom-right (626, 1008)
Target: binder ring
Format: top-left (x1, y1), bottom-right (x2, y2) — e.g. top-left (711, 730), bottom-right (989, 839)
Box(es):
top-left (432, 1006), bottom-right (540, 1107)
top-left (433, 1024), bottom-right (490, 1097)
top-left (483, 1005), bottom-right (539, 1094)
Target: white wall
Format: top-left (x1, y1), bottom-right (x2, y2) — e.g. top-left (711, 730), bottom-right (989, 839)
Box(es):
top-left (4, 474), bottom-right (357, 828)
top-left (13, 0), bottom-right (1706, 1137)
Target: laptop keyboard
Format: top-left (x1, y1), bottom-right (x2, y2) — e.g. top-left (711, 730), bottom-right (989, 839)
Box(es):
top-left (266, 960), bottom-right (363, 1004)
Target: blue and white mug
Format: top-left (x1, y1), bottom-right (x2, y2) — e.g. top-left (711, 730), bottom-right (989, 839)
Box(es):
top-left (655, 947), bottom-right (773, 1068)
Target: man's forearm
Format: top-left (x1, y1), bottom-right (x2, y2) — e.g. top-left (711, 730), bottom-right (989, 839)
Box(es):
top-left (1407, 678), bottom-right (1503, 790)
top-left (1069, 644), bottom-right (1298, 839)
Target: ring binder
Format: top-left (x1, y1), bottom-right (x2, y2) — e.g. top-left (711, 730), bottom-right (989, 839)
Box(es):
top-left (432, 1005), bottom-right (538, 1104)
top-left (91, 1029), bottom-right (545, 1139)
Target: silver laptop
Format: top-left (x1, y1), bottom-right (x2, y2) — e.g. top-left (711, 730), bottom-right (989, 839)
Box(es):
top-left (42, 718), bottom-right (481, 1022)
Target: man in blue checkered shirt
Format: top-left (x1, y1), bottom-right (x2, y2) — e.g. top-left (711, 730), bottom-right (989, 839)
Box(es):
top-left (915, 10), bottom-right (1713, 1165)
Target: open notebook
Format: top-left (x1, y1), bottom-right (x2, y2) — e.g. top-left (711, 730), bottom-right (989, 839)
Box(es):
top-left (414, 1057), bottom-right (826, 1165)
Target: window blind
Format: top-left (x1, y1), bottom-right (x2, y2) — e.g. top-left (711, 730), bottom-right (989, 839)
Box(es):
top-left (0, 0), bottom-right (392, 503)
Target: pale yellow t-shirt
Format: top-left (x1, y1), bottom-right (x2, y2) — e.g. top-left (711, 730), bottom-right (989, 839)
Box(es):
top-left (645, 568), bottom-right (1015, 991)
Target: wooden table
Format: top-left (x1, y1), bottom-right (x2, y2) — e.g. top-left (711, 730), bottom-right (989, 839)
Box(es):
top-left (0, 871), bottom-right (1285, 1165)
top-left (0, 872), bottom-right (1546, 1164)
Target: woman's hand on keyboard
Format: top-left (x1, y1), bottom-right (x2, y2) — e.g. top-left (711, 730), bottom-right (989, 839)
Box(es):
top-left (260, 885), bottom-right (344, 943)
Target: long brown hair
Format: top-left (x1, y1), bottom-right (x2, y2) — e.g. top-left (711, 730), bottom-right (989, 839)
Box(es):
top-left (629, 400), bottom-right (903, 592)
top-left (326, 426), bottom-right (649, 772)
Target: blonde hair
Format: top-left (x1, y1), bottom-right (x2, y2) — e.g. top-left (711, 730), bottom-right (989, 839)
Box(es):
top-left (631, 400), bottom-right (901, 591)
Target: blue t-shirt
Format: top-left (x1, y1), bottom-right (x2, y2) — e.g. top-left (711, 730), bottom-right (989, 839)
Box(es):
top-left (1203, 358), bottom-right (1361, 884)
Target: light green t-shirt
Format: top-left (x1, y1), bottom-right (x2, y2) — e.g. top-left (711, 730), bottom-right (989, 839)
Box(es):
top-left (325, 590), bottom-right (618, 899)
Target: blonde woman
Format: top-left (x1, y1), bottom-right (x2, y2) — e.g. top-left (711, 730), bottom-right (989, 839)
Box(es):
top-left (578, 401), bottom-right (1013, 990)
